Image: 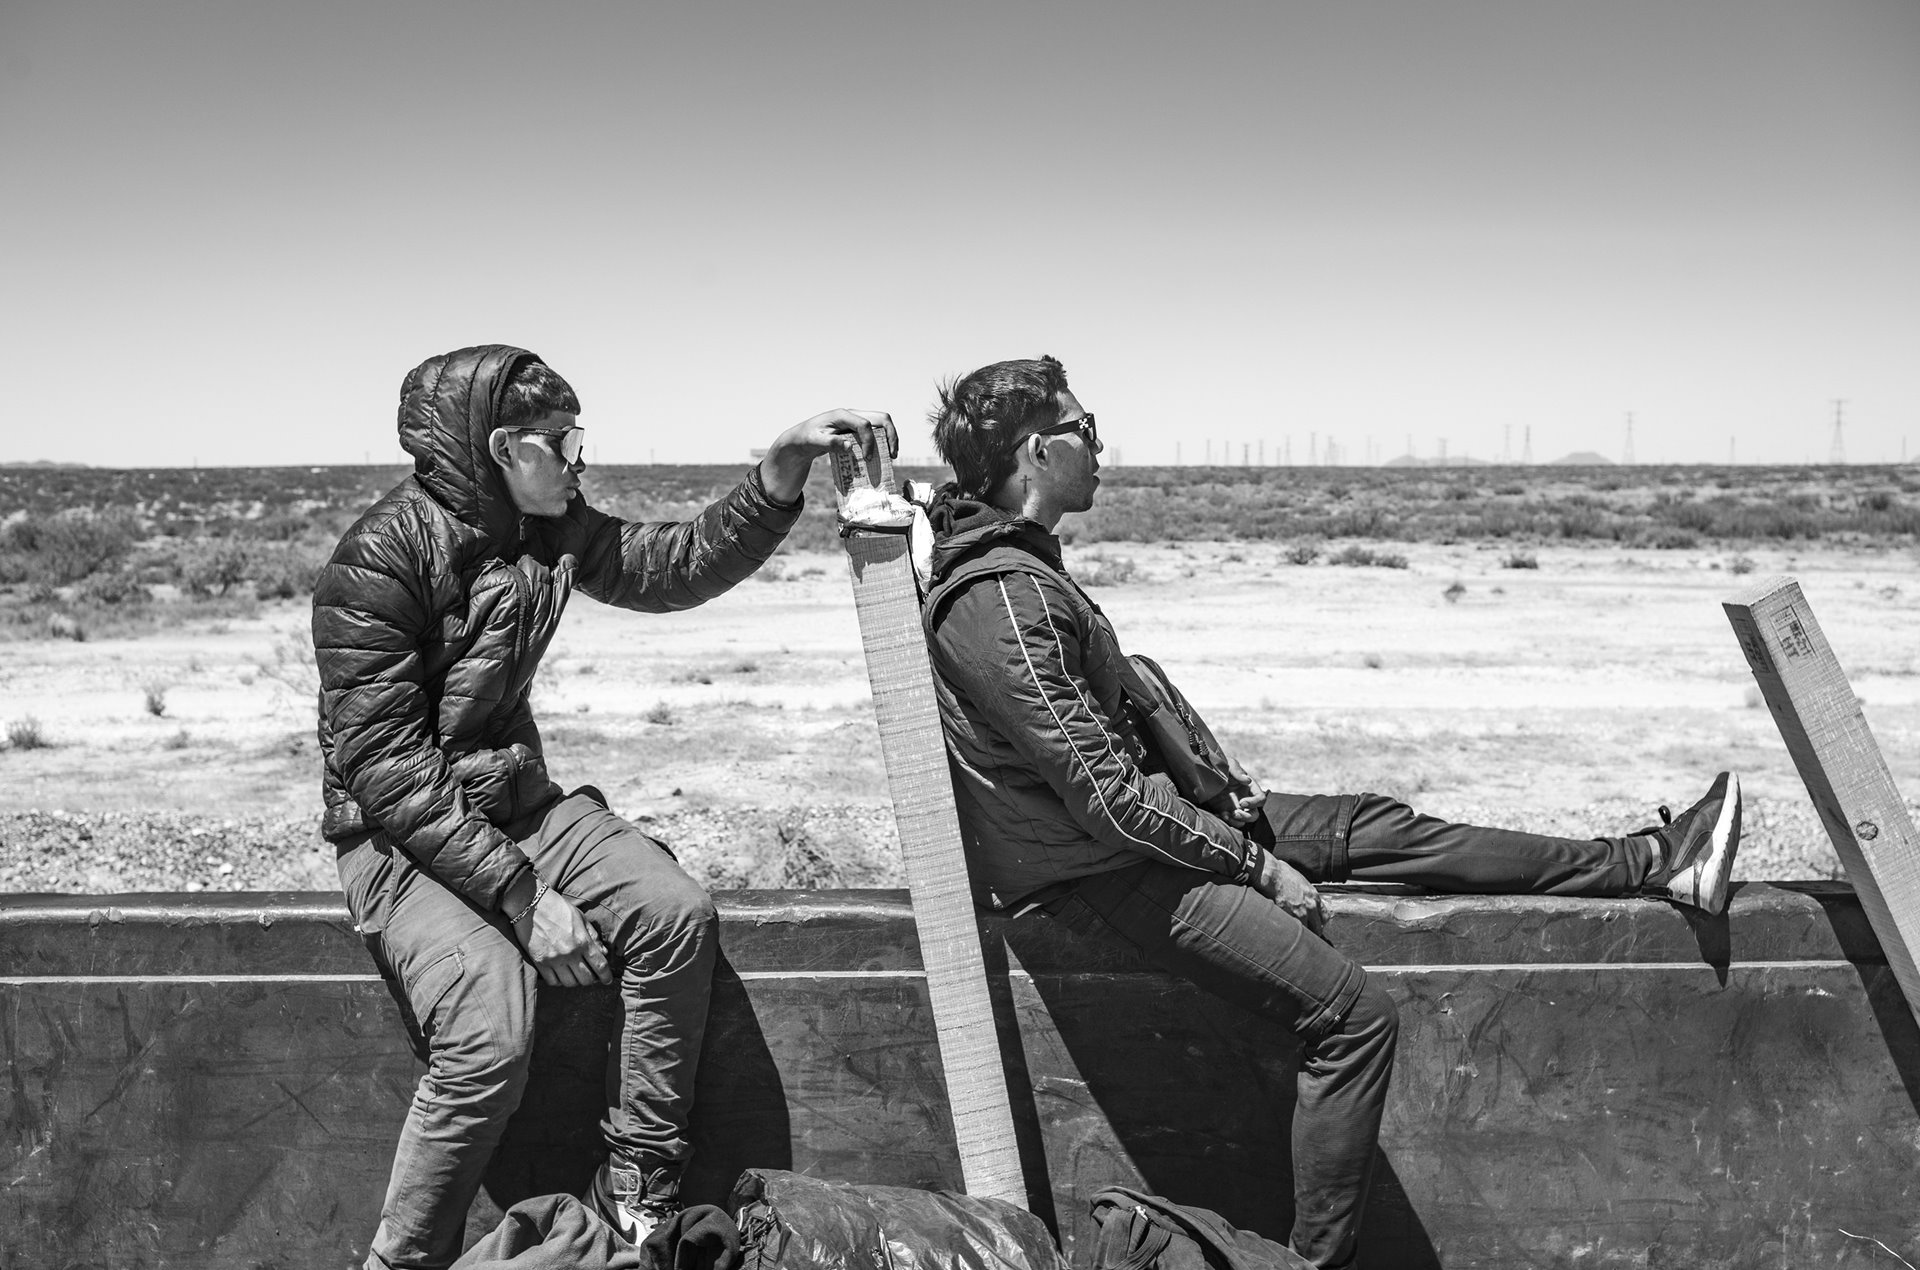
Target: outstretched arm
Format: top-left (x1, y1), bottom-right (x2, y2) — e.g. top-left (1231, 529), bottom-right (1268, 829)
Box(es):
top-left (758, 409), bottom-right (898, 504)
top-left (567, 410), bottom-right (898, 612)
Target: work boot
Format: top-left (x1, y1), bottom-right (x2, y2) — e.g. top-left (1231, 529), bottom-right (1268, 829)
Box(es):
top-left (589, 1159), bottom-right (680, 1245)
top-left (1637, 771), bottom-right (1742, 916)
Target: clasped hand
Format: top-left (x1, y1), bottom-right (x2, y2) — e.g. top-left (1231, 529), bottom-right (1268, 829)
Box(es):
top-left (1221, 758), bottom-right (1265, 826)
top-left (510, 883), bottom-right (612, 988)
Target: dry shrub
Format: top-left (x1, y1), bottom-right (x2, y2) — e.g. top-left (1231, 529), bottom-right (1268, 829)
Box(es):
top-left (1077, 552), bottom-right (1140, 586)
top-left (0, 510), bottom-right (139, 586)
top-left (6, 716), bottom-right (49, 749)
top-left (1328, 544), bottom-right (1408, 569)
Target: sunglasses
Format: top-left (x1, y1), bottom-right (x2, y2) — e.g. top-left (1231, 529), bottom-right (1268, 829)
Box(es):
top-left (513, 427), bottom-right (587, 464)
top-left (1025, 412), bottom-right (1098, 447)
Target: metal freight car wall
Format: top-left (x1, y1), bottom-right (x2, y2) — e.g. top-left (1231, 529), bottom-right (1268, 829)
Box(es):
top-left (3, 884), bottom-right (1918, 1269)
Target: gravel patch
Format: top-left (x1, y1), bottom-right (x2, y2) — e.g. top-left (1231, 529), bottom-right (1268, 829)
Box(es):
top-left (0, 792), bottom-right (1857, 898)
top-left (0, 803), bottom-right (905, 895)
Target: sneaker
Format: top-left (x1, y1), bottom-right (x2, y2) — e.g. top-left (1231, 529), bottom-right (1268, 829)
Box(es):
top-left (1638, 772), bottom-right (1742, 916)
top-left (589, 1160), bottom-right (680, 1245)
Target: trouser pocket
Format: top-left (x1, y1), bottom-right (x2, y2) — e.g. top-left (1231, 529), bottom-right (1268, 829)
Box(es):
top-left (366, 938), bottom-right (466, 1065)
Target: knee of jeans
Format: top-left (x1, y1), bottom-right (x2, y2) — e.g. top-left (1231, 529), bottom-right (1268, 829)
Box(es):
top-left (1344, 979), bottom-right (1401, 1055)
top-left (628, 878), bottom-right (717, 956)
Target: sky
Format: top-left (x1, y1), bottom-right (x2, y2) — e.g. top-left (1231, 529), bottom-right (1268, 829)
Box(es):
top-left (2, 0), bottom-right (1916, 469)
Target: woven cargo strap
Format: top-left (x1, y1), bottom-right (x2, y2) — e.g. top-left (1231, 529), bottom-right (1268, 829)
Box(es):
top-left (830, 444), bottom-right (1026, 1207)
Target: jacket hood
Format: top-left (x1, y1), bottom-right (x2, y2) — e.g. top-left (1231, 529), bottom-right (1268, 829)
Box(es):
top-left (397, 344), bottom-right (545, 548)
top-left (925, 482), bottom-right (1063, 584)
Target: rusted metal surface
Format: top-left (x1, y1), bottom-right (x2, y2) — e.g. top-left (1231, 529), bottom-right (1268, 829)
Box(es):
top-left (3, 884), bottom-right (1916, 1269)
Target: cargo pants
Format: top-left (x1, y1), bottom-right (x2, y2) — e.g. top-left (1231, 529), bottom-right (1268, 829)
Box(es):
top-left (338, 791), bottom-right (716, 1270)
top-left (1039, 790), bottom-right (1657, 1270)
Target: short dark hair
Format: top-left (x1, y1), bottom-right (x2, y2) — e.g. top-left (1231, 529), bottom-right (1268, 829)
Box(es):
top-left (929, 356), bottom-right (1070, 496)
top-left (498, 358), bottom-right (581, 429)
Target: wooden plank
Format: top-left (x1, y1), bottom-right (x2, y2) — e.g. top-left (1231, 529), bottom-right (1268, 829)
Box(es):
top-left (830, 446), bottom-right (1027, 1207)
top-left (1725, 575), bottom-right (1920, 1018)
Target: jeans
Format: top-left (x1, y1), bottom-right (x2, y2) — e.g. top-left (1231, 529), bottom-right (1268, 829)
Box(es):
top-left (1041, 790), bottom-right (1655, 1270)
top-left (338, 792), bottom-right (717, 1270)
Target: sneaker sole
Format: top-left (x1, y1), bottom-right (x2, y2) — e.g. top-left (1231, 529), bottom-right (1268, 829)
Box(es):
top-left (1693, 773), bottom-right (1742, 916)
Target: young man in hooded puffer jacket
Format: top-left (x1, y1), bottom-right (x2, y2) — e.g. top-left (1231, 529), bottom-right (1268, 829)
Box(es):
top-left (314, 344), bottom-right (893, 1270)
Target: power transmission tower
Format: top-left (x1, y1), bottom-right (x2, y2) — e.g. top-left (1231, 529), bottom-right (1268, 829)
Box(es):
top-left (1623, 412), bottom-right (1635, 465)
top-left (1522, 426), bottom-right (1532, 464)
top-left (1259, 439), bottom-right (1266, 466)
top-left (1830, 399), bottom-right (1847, 464)
top-left (1242, 443), bottom-right (1249, 467)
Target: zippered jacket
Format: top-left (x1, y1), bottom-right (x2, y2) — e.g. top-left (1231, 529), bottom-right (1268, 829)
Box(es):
top-left (313, 344), bottom-right (800, 911)
top-left (922, 492), bottom-right (1257, 908)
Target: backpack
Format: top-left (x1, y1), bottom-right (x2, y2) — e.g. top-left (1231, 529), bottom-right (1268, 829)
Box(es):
top-left (1084, 1188), bottom-right (1314, 1270)
top-left (1110, 653), bottom-right (1242, 818)
top-left (923, 545), bottom-right (1244, 818)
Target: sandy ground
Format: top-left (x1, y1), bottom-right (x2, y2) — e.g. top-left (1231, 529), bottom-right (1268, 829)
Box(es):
top-left (2, 539), bottom-right (1915, 893)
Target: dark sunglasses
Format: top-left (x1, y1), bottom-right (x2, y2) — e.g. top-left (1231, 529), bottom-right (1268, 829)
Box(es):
top-left (1025, 412), bottom-right (1098, 447)
top-left (513, 427), bottom-right (587, 464)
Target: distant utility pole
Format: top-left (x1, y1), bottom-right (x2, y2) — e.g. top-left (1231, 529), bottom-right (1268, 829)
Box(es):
top-left (1242, 443), bottom-right (1249, 467)
top-left (1830, 399), bottom-right (1847, 464)
top-left (1623, 412), bottom-right (1636, 465)
top-left (1522, 425), bottom-right (1533, 464)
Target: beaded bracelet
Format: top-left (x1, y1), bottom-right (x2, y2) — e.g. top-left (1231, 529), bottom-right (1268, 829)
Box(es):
top-left (509, 878), bottom-right (550, 928)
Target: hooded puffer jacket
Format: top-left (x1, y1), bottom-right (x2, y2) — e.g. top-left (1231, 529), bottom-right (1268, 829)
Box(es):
top-left (921, 491), bottom-right (1257, 908)
top-left (313, 344), bottom-right (800, 912)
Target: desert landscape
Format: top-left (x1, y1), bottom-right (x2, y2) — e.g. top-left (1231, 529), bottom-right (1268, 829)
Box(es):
top-left (3, 462), bottom-right (1916, 895)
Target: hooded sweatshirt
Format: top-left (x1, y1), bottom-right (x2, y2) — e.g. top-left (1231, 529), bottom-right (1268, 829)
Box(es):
top-left (920, 489), bottom-right (1257, 908)
top-left (312, 344), bottom-right (800, 912)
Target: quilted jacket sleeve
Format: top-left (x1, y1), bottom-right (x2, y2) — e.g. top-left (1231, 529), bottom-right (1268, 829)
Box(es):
top-left (571, 467), bottom-right (802, 611)
top-left (932, 569), bottom-right (1258, 882)
top-left (313, 522), bottom-right (533, 911)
